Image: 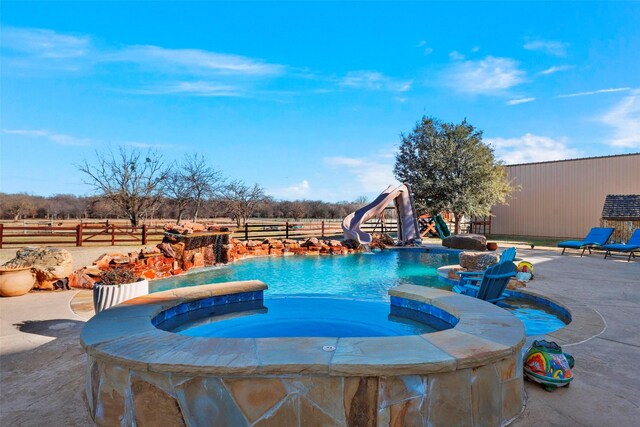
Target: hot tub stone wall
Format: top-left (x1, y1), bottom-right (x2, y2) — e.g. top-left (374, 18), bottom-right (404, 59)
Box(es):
top-left (82, 281), bottom-right (526, 427)
top-left (86, 356), bottom-right (523, 426)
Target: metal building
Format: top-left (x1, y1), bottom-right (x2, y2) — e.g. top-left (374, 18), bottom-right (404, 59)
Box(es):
top-left (491, 153), bottom-right (640, 239)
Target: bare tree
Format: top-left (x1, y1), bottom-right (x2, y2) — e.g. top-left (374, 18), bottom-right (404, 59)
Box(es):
top-left (79, 147), bottom-right (169, 227)
top-left (163, 167), bottom-right (193, 224)
top-left (0, 193), bottom-right (37, 220)
top-left (222, 181), bottom-right (268, 226)
top-left (182, 154), bottom-right (225, 222)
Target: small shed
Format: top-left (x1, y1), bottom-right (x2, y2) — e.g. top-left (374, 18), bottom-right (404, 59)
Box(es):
top-left (600, 194), bottom-right (640, 242)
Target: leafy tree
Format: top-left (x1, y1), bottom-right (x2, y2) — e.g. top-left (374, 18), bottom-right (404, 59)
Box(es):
top-left (79, 147), bottom-right (169, 227)
top-left (394, 116), bottom-right (515, 234)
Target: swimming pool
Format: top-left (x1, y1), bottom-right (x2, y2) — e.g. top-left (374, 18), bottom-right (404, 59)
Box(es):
top-left (152, 249), bottom-right (567, 336)
top-left (152, 249), bottom-right (458, 299)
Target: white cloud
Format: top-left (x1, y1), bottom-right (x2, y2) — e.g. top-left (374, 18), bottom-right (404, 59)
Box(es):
top-left (523, 40), bottom-right (568, 57)
top-left (340, 71), bottom-right (412, 92)
top-left (127, 141), bottom-right (176, 149)
top-left (416, 41), bottom-right (433, 55)
top-left (507, 97), bottom-right (536, 106)
top-left (486, 133), bottom-right (579, 164)
top-left (324, 157), bottom-right (366, 167)
top-left (601, 89), bottom-right (640, 148)
top-left (1, 27), bottom-right (90, 58)
top-left (106, 45), bottom-right (284, 76)
top-left (449, 51), bottom-right (465, 61)
top-left (132, 81), bottom-right (242, 97)
top-left (557, 87), bottom-right (631, 98)
top-left (471, 46), bottom-right (480, 53)
top-left (539, 65), bottom-right (573, 75)
top-left (2, 129), bottom-right (91, 146)
top-left (446, 56), bottom-right (526, 95)
top-left (269, 180), bottom-right (310, 199)
top-left (324, 155), bottom-right (398, 193)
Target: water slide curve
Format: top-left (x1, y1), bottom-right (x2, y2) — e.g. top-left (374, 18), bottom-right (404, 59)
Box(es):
top-left (342, 184), bottom-right (421, 245)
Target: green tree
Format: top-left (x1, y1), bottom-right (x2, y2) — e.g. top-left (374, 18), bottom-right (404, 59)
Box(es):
top-left (394, 116), bottom-right (516, 234)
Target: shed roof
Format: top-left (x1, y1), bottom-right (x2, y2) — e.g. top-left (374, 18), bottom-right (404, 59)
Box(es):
top-left (602, 194), bottom-right (640, 220)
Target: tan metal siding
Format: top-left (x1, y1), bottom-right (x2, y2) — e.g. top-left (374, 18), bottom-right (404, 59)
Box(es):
top-left (492, 154), bottom-right (640, 238)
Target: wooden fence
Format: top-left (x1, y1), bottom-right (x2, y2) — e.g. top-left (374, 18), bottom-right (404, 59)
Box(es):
top-left (0, 223), bottom-right (167, 248)
top-left (0, 219), bottom-right (399, 248)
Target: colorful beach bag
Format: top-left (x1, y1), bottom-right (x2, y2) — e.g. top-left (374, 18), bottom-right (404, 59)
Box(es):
top-left (523, 340), bottom-right (574, 391)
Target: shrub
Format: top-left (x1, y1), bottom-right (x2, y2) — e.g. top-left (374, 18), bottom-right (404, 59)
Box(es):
top-left (99, 268), bottom-right (137, 286)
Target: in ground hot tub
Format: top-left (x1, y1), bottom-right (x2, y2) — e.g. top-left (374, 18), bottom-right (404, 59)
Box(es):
top-left (81, 281), bottom-right (526, 426)
top-left (157, 296), bottom-right (455, 338)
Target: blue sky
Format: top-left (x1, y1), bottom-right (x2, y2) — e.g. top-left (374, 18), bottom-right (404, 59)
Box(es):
top-left (1, 1), bottom-right (639, 201)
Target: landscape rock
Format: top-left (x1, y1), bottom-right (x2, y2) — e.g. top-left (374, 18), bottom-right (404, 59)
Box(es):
top-left (507, 278), bottom-right (527, 290)
top-left (442, 234), bottom-right (487, 251)
top-left (371, 233), bottom-right (395, 246)
top-left (2, 247), bottom-right (73, 290)
top-left (156, 242), bottom-right (176, 258)
top-left (459, 252), bottom-right (499, 271)
top-left (301, 237), bottom-right (319, 247)
top-left (68, 269), bottom-right (98, 289)
top-left (342, 239), bottom-right (362, 250)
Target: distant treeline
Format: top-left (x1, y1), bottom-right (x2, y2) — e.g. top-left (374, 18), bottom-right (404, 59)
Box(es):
top-left (0, 192), bottom-right (373, 222)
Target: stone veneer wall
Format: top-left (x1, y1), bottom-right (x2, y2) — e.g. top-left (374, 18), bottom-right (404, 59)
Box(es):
top-left (85, 355), bottom-right (523, 426)
top-left (82, 282), bottom-right (526, 426)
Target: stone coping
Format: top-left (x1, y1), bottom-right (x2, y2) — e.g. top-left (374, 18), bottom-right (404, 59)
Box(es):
top-left (81, 280), bottom-right (525, 377)
top-left (436, 264), bottom-right (606, 345)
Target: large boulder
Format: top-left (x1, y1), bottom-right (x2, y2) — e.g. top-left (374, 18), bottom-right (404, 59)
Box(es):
top-left (459, 252), bottom-right (499, 271)
top-left (442, 234), bottom-right (487, 251)
top-left (2, 247), bottom-right (73, 290)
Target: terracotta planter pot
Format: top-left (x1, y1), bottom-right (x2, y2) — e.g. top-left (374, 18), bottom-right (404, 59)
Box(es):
top-left (486, 242), bottom-right (498, 251)
top-left (93, 278), bottom-right (149, 313)
top-left (0, 267), bottom-right (36, 297)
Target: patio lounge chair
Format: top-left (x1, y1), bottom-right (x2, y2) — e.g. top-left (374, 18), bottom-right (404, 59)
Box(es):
top-left (602, 229), bottom-right (640, 262)
top-left (557, 227), bottom-right (615, 256)
top-left (452, 261), bottom-right (517, 304)
top-left (456, 247), bottom-right (517, 287)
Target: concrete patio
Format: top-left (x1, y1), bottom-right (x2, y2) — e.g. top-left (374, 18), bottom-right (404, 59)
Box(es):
top-left (1, 247), bottom-right (638, 426)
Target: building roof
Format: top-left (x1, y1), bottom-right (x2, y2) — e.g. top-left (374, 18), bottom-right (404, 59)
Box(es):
top-left (505, 152), bottom-right (640, 168)
top-left (602, 194), bottom-right (640, 220)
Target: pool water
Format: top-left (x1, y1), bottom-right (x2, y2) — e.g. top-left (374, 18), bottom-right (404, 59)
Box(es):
top-left (501, 299), bottom-right (568, 336)
top-left (152, 250), bottom-right (458, 300)
top-left (160, 297), bottom-right (447, 338)
top-left (152, 249), bottom-right (568, 336)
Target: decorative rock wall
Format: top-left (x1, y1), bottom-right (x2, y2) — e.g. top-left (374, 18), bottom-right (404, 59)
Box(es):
top-left (69, 233), bottom-right (363, 290)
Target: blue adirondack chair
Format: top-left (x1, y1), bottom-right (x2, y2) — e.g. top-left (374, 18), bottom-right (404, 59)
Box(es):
top-left (557, 227), bottom-right (614, 256)
top-left (602, 229), bottom-right (640, 262)
top-left (453, 261), bottom-right (517, 304)
top-left (456, 247), bottom-right (517, 288)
